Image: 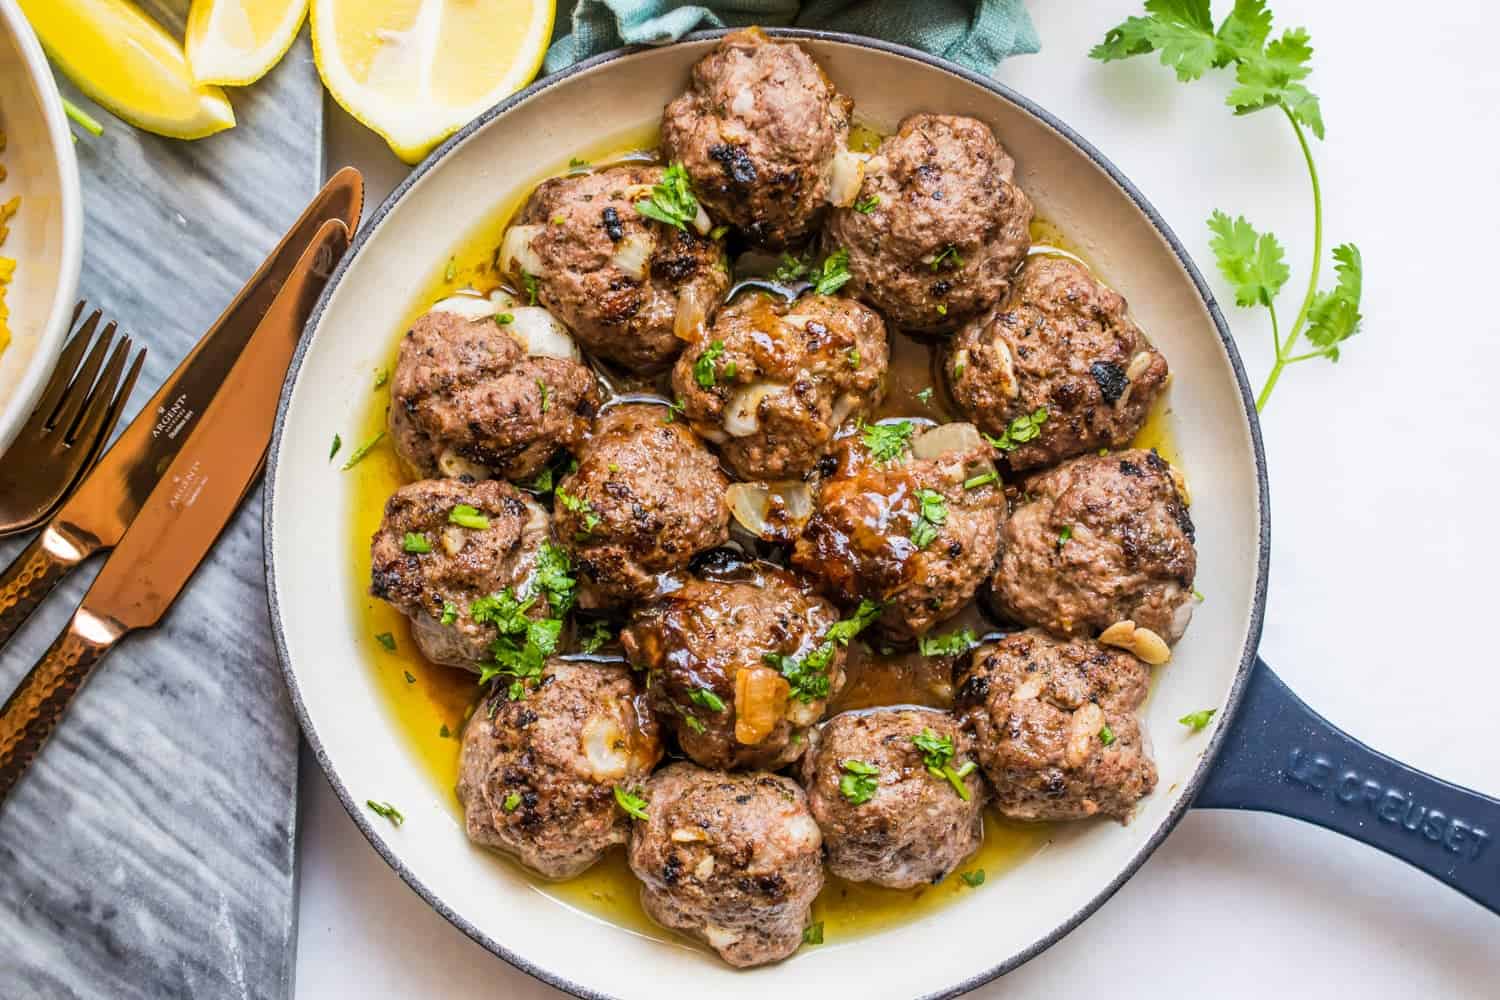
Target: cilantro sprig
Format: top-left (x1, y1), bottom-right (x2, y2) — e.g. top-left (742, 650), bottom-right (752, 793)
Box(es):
top-left (910, 488), bottom-right (948, 549)
top-left (1092, 1), bottom-right (1363, 410)
top-left (913, 727), bottom-right (976, 801)
top-left (839, 759), bottom-right (880, 804)
top-left (861, 420), bottom-right (915, 463)
top-left (984, 408), bottom-right (1047, 452)
top-left (764, 599), bottom-right (882, 702)
top-left (635, 162), bottom-right (700, 230)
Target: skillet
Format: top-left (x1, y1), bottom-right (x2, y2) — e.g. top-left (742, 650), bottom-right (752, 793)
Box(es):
top-left (264, 28), bottom-right (1500, 999)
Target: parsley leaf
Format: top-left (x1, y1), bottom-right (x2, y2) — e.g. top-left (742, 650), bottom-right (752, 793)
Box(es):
top-left (694, 340), bottom-right (727, 387)
top-left (1090, 0), bottom-right (1223, 81)
top-left (861, 420), bottom-right (915, 463)
top-left (959, 869), bottom-right (986, 888)
top-left (764, 599), bottom-right (882, 703)
top-left (1207, 210), bottom-right (1289, 308)
top-left (910, 488), bottom-right (948, 549)
top-left (839, 759), bottom-right (880, 804)
top-left (328, 434), bottom-right (341, 461)
top-left (984, 407), bottom-right (1049, 452)
top-left (448, 504), bottom-right (490, 530)
top-left (402, 532), bottom-right (431, 554)
top-left (918, 629), bottom-right (977, 657)
top-left (340, 430), bottom-right (386, 470)
top-left (522, 272), bottom-right (540, 306)
top-left (1099, 724), bottom-right (1117, 746)
top-left (580, 620), bottom-right (613, 654)
top-left (503, 791), bottom-right (522, 811)
top-left (525, 541), bottom-right (577, 615)
top-left (634, 162), bottom-right (700, 230)
top-left (913, 727), bottom-right (974, 801)
top-left (964, 470), bottom-right (998, 490)
top-left (440, 601), bottom-right (459, 626)
top-left (374, 632), bottom-right (396, 652)
top-left (854, 195), bottom-right (879, 213)
top-left (555, 486), bottom-right (602, 537)
top-left (802, 922), bottom-right (825, 945)
top-left (814, 248), bottom-right (852, 295)
top-left (614, 785), bottom-right (649, 820)
top-left (1302, 243), bottom-right (1362, 361)
top-left (930, 244), bottom-right (964, 271)
top-left (773, 252), bottom-right (813, 284)
top-left (1057, 525), bottom-right (1073, 549)
top-left (366, 800), bottom-right (404, 826)
top-left (689, 688), bottom-right (726, 713)
top-left (1179, 708), bottom-right (1218, 731)
top-left (916, 387), bottom-right (934, 406)
top-left (373, 367), bottom-right (389, 389)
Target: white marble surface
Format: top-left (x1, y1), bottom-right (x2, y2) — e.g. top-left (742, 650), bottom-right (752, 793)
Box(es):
top-left (298, 1), bottom-right (1500, 996)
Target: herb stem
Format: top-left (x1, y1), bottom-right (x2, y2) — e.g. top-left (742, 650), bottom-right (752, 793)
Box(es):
top-left (1258, 107), bottom-right (1323, 412)
top-left (62, 97), bottom-right (104, 136)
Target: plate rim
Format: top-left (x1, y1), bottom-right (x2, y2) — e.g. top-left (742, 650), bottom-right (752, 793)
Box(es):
top-left (264, 27), bottom-right (1271, 1000)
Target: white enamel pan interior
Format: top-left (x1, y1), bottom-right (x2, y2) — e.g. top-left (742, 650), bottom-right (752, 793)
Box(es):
top-left (266, 29), bottom-right (1268, 1000)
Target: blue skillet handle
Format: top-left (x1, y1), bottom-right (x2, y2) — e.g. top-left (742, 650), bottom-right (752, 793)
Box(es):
top-left (1194, 657), bottom-right (1500, 915)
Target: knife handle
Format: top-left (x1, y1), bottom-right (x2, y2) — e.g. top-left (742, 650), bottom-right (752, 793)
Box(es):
top-left (0, 609), bottom-right (122, 806)
top-left (0, 529), bottom-right (87, 650)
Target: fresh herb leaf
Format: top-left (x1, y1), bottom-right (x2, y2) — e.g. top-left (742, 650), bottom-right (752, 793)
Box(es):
top-left (773, 252), bottom-right (813, 284)
top-left (802, 922), bottom-right (825, 945)
top-left (959, 869), bottom-right (986, 888)
top-left (494, 312), bottom-right (514, 325)
top-left (964, 470), bottom-right (998, 490)
top-left (449, 504), bottom-right (490, 530)
top-left (710, 223), bottom-right (730, 240)
top-left (1302, 243), bottom-right (1363, 361)
top-left (694, 340), bottom-right (727, 387)
top-left (568, 157), bottom-right (590, 172)
top-left (1057, 525), bottom-right (1073, 549)
top-left (913, 727), bottom-right (974, 800)
top-left (861, 420), bottom-right (915, 463)
top-left (765, 599), bottom-right (882, 703)
top-left (340, 431), bottom-right (386, 469)
top-left (1208, 209), bottom-right (1289, 308)
top-left (634, 162), bottom-right (700, 230)
top-left (523, 272), bottom-right (540, 306)
top-left (682, 714), bottom-right (706, 734)
top-left (918, 629), bottom-right (978, 657)
top-left (930, 244), bottom-right (964, 271)
top-left (839, 759), bottom-right (880, 804)
top-left (525, 541), bottom-right (577, 615)
top-left (689, 688), bottom-right (726, 713)
top-left (847, 347), bottom-right (860, 369)
top-left (854, 194), bottom-right (880, 214)
top-left (374, 367), bottom-right (389, 389)
top-left (444, 257), bottom-right (457, 282)
top-left (555, 487), bottom-right (602, 536)
top-left (1099, 723), bottom-right (1117, 746)
top-left (813, 248), bottom-right (852, 295)
top-left (403, 670), bottom-right (416, 684)
top-left (440, 601), bottom-right (459, 626)
top-left (661, 396), bottom-right (686, 423)
top-left (1179, 708), bottom-right (1217, 731)
top-left (329, 434), bottom-right (342, 461)
top-left (614, 785), bottom-right (649, 820)
top-left (366, 800), bottom-right (404, 825)
top-left (580, 620), bottom-right (613, 653)
top-left (537, 380), bottom-right (551, 413)
top-left (916, 387), bottom-right (934, 406)
top-left (439, 723), bottom-right (451, 738)
top-left (375, 632), bottom-right (396, 652)
top-left (62, 97), bottom-right (104, 137)
top-left (503, 791), bottom-right (522, 811)
top-left (910, 488), bottom-right (948, 549)
top-left (984, 407), bottom-right (1048, 452)
top-left (403, 532), bottom-right (431, 554)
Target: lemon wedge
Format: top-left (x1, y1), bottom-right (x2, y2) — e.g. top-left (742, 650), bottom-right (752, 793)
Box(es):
top-left (19, 0), bottom-right (236, 140)
top-left (186, 0), bottom-right (309, 87)
top-left (311, 0), bottom-right (554, 164)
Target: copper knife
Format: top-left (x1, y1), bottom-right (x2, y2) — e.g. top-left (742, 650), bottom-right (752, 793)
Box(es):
top-left (0, 168), bottom-right (362, 647)
top-left (0, 218), bottom-right (349, 804)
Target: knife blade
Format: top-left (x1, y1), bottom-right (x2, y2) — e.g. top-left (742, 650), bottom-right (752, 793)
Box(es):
top-left (0, 168), bottom-right (362, 647)
top-left (0, 219), bottom-right (349, 804)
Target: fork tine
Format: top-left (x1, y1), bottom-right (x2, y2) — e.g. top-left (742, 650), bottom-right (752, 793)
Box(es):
top-left (66, 333), bottom-right (134, 448)
top-left (71, 344), bottom-right (147, 486)
top-left (50, 321), bottom-right (116, 436)
top-left (34, 307), bottom-right (101, 424)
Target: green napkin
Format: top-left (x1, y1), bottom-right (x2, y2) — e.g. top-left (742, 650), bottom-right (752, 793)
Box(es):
top-left (544, 0), bottom-right (1040, 77)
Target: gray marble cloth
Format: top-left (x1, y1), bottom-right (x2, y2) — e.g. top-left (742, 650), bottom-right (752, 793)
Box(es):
top-left (0, 9), bottom-right (321, 999)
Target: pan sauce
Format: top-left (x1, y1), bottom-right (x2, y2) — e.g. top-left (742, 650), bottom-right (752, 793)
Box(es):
top-left (346, 131), bottom-right (1178, 948)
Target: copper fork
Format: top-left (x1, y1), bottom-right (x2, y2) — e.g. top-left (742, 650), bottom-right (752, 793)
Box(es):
top-left (0, 303), bottom-right (144, 537)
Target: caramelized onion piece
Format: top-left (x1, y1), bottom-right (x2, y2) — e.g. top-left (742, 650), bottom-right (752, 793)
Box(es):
top-left (727, 481), bottom-right (813, 541)
top-left (499, 224), bottom-right (546, 278)
top-left (723, 381), bottom-right (786, 437)
top-left (912, 422), bottom-right (986, 460)
top-left (609, 230), bottom-right (654, 280)
top-left (828, 150), bottom-right (869, 207)
top-left (437, 448), bottom-right (491, 481)
top-left (674, 284), bottom-right (712, 343)
top-left (505, 307), bottom-right (580, 360)
top-left (734, 666), bottom-right (790, 745)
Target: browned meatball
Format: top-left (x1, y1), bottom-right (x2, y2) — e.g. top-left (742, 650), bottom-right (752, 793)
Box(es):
top-left (621, 561), bottom-right (844, 769)
top-left (389, 300), bottom-right (600, 482)
top-left (801, 708), bottom-right (985, 888)
top-left (626, 763), bottom-right (823, 967)
top-left (993, 449), bottom-right (1196, 642)
top-left (457, 659), bottom-right (661, 878)
top-left (661, 28), bottom-right (852, 246)
top-left (792, 424), bottom-right (1005, 638)
top-left (672, 290), bottom-right (888, 480)
top-left (556, 403), bottom-right (730, 608)
top-left (954, 630), bottom-right (1156, 822)
top-left (946, 255), bottom-right (1169, 470)
top-left (826, 114), bottom-right (1033, 331)
top-left (369, 478), bottom-right (555, 669)
top-left (503, 165), bottom-right (730, 373)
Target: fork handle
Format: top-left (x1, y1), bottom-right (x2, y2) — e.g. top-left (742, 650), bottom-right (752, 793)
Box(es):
top-left (0, 608), bottom-right (124, 806)
top-left (0, 528), bottom-right (87, 649)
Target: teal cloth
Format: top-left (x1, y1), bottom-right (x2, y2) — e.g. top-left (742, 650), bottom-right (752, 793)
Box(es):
top-left (543, 0), bottom-right (1040, 77)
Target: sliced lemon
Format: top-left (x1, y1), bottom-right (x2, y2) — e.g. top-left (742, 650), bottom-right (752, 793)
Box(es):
top-left (186, 0), bottom-right (309, 87)
top-left (19, 0), bottom-right (236, 140)
top-left (311, 0), bottom-right (554, 164)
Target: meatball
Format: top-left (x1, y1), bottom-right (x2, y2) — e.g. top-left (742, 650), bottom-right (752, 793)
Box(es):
top-left (457, 659), bottom-right (661, 878)
top-left (954, 630), bottom-right (1157, 822)
top-left (621, 561), bottom-right (844, 769)
top-left (504, 165), bottom-right (730, 372)
top-left (369, 478), bottom-right (555, 669)
top-left (792, 424), bottom-right (1006, 638)
top-left (661, 28), bottom-right (852, 246)
top-left (801, 708), bottom-right (985, 888)
top-left (389, 294), bottom-right (600, 482)
top-left (673, 290), bottom-right (888, 480)
top-left (556, 403), bottom-right (730, 608)
top-left (826, 113), bottom-right (1033, 331)
top-left (992, 449), bottom-right (1196, 642)
top-left (946, 255), bottom-right (1169, 470)
top-left (626, 763), bottom-right (823, 967)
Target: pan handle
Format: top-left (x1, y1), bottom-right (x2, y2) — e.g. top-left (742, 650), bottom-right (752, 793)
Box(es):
top-left (1194, 658), bottom-right (1500, 915)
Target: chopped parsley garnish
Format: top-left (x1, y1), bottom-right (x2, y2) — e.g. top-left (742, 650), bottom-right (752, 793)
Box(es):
top-left (375, 632), bottom-right (396, 652)
top-left (964, 470), bottom-right (998, 490)
top-left (444, 258), bottom-right (457, 282)
top-left (959, 869), bottom-right (986, 888)
top-left (854, 194), bottom-right (880, 213)
top-left (328, 434), bottom-right (341, 461)
top-left (682, 714), bottom-right (706, 734)
top-left (813, 248), bottom-right (852, 295)
top-left (439, 723), bottom-right (451, 738)
top-left (773, 252), bottom-right (813, 284)
top-left (916, 387), bottom-right (934, 406)
top-left (689, 688), bottom-right (726, 713)
top-left (528, 464), bottom-right (556, 495)
top-left (931, 244), bottom-right (964, 271)
top-left (403, 670), bottom-right (416, 684)
top-left (580, 620), bottom-right (613, 653)
top-left (1057, 525), bottom-right (1074, 549)
top-left (918, 629), bottom-right (977, 657)
top-left (1099, 724), bottom-right (1116, 746)
top-left (366, 800), bottom-right (404, 826)
top-left (935, 303), bottom-right (948, 316)
top-left (861, 420), bottom-right (914, 463)
top-left (527, 541), bottom-right (577, 615)
top-left (503, 791), bottom-right (522, 811)
top-left (847, 347), bottom-right (861, 369)
top-left (567, 157), bottom-right (590, 172)
top-left (662, 397), bottom-right (686, 423)
top-left (763, 599), bottom-right (882, 702)
top-left (710, 223), bottom-right (730, 240)
top-left (373, 367), bottom-right (389, 389)
top-left (449, 504), bottom-right (490, 530)
top-left (537, 379), bottom-right (551, 413)
top-left (839, 759), bottom-right (880, 804)
top-left (802, 922), bottom-right (825, 945)
top-left (1193, 588), bottom-right (1206, 603)
top-left (555, 486), bottom-right (602, 536)
top-left (694, 340), bottom-right (727, 387)
top-left (468, 544), bottom-right (573, 694)
top-left (910, 488), bottom-right (948, 549)
top-left (634, 162), bottom-right (700, 230)
top-left (1179, 708), bottom-right (1217, 732)
top-left (402, 532), bottom-right (431, 554)
top-left (494, 312), bottom-right (514, 325)
top-left (984, 407), bottom-right (1049, 452)
top-left (614, 785), bottom-right (650, 820)
top-left (913, 727), bottom-right (974, 800)
top-left (340, 430), bottom-right (386, 470)
top-left (441, 601), bottom-right (459, 625)
top-left (522, 272), bottom-right (540, 305)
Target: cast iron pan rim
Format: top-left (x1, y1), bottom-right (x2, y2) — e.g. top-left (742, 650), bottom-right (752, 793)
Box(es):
top-left (264, 26), bottom-right (1271, 1000)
